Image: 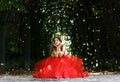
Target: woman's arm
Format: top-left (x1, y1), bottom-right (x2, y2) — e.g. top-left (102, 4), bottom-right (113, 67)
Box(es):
top-left (51, 45), bottom-right (60, 57)
top-left (51, 44), bottom-right (68, 57)
top-left (58, 45), bottom-right (68, 56)
top-left (51, 47), bottom-right (58, 57)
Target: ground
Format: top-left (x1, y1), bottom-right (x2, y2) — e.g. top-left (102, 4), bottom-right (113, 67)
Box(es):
top-left (0, 73), bottom-right (120, 82)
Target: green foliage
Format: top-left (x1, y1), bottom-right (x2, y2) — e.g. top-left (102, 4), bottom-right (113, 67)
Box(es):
top-left (0, 0), bottom-right (27, 13)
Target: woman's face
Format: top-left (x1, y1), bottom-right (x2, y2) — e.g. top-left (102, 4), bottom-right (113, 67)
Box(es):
top-left (54, 38), bottom-right (61, 46)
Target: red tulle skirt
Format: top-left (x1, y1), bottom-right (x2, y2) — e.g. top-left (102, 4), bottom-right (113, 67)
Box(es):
top-left (33, 55), bottom-right (89, 78)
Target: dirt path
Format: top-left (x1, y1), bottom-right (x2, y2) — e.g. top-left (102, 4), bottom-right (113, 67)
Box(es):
top-left (0, 73), bottom-right (120, 82)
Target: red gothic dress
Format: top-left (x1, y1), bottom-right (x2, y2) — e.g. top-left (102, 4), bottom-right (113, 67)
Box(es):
top-left (33, 55), bottom-right (89, 78)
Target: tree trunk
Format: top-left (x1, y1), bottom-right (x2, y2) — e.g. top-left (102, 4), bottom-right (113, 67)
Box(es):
top-left (24, 28), bottom-right (31, 70)
top-left (0, 29), bottom-right (5, 70)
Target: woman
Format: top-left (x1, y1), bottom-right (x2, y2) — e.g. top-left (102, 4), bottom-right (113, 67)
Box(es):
top-left (33, 37), bottom-right (89, 78)
top-left (51, 37), bottom-right (68, 57)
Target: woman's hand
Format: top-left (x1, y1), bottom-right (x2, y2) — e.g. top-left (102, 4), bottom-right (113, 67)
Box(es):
top-left (52, 44), bottom-right (67, 57)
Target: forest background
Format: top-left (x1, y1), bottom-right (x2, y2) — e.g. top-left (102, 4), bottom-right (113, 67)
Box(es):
top-left (0, 0), bottom-right (120, 74)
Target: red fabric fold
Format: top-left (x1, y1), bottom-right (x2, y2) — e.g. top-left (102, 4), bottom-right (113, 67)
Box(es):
top-left (33, 55), bottom-right (89, 78)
